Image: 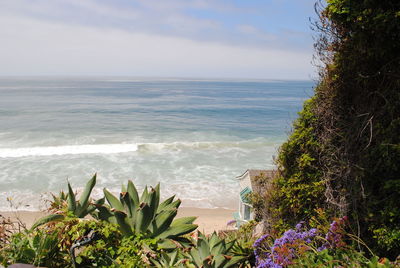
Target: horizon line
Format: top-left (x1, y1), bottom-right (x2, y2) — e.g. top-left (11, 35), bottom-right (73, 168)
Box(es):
top-left (0, 75), bottom-right (315, 82)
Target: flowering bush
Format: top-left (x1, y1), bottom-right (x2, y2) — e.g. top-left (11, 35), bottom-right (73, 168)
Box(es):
top-left (253, 221), bottom-right (319, 267)
top-left (253, 217), bottom-right (353, 268)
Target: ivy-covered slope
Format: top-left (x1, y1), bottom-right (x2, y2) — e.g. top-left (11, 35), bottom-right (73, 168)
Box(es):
top-left (264, 0), bottom-right (400, 257)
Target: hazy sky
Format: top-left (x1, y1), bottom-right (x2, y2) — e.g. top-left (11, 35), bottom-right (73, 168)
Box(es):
top-left (0, 0), bottom-right (319, 79)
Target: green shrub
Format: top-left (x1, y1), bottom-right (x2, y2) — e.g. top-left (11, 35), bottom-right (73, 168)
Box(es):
top-left (258, 0), bottom-right (400, 257)
top-left (292, 250), bottom-right (394, 268)
top-left (0, 229), bottom-right (62, 267)
top-left (64, 219), bottom-right (123, 267)
top-left (260, 98), bottom-right (327, 233)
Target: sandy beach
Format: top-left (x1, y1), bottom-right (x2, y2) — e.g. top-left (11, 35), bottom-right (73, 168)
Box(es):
top-left (1, 207), bottom-right (236, 234)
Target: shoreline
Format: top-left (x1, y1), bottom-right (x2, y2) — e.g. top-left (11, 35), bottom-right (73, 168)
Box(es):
top-left (1, 207), bottom-right (237, 234)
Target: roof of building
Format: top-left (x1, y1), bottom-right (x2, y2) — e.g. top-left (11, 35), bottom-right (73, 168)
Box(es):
top-left (236, 169), bottom-right (273, 180)
top-left (237, 169), bottom-right (276, 195)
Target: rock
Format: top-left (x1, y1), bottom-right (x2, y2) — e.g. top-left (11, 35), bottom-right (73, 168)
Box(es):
top-left (252, 222), bottom-right (265, 239)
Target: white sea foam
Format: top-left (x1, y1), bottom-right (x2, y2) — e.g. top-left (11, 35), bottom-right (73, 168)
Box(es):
top-left (0, 140), bottom-right (271, 158)
top-left (0, 144), bottom-right (139, 158)
top-left (0, 140), bottom-right (277, 211)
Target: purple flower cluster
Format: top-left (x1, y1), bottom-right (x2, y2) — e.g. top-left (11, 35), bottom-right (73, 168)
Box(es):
top-left (318, 217), bottom-right (347, 251)
top-left (253, 234), bottom-right (270, 259)
top-left (253, 217), bottom-right (349, 267)
top-left (253, 222), bottom-right (318, 268)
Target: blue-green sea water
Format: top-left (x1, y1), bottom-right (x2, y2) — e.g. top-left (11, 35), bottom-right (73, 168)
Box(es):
top-left (0, 77), bottom-right (314, 210)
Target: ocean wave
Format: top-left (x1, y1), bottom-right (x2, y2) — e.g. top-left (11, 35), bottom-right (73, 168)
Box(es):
top-left (0, 140), bottom-right (272, 158)
top-left (0, 144), bottom-right (139, 158)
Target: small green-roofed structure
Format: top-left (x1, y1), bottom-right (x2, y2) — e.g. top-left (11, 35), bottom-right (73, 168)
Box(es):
top-left (235, 169), bottom-right (274, 227)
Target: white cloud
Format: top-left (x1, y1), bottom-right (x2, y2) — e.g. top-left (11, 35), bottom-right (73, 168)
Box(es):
top-left (236, 25), bottom-right (276, 41)
top-left (135, 0), bottom-right (239, 13)
top-left (0, 0), bottom-right (142, 26)
top-left (0, 15), bottom-right (314, 79)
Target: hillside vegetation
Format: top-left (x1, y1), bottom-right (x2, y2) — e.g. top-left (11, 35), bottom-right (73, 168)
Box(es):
top-left (261, 0), bottom-right (400, 258)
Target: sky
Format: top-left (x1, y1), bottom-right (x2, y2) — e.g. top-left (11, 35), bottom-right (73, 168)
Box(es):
top-left (0, 0), bottom-right (319, 79)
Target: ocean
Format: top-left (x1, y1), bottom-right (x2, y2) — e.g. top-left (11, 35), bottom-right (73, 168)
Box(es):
top-left (0, 77), bottom-right (314, 211)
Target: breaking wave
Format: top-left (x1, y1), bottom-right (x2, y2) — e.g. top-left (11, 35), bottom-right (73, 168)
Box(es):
top-left (0, 140), bottom-right (271, 158)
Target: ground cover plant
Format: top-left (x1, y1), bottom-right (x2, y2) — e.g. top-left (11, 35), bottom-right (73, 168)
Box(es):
top-left (0, 175), bottom-right (252, 267)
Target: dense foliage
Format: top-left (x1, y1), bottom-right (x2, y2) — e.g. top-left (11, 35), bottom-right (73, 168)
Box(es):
top-left (0, 176), bottom-right (253, 267)
top-left (260, 0), bottom-right (400, 258)
top-left (267, 98), bottom-right (326, 229)
top-left (253, 217), bottom-right (398, 268)
top-left (2, 198), bottom-right (398, 267)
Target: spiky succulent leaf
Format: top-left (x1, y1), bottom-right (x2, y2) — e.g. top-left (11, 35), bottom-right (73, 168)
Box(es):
top-left (120, 192), bottom-right (135, 218)
top-left (156, 224), bottom-right (198, 239)
top-left (127, 180), bottom-right (139, 207)
top-left (135, 202), bottom-right (153, 234)
top-left (212, 240), bottom-right (225, 256)
top-left (198, 231), bottom-right (207, 240)
top-left (94, 197), bottom-right (105, 206)
top-left (157, 195), bottom-right (175, 213)
top-left (208, 232), bottom-right (220, 250)
top-left (140, 186), bottom-right (149, 203)
top-left (161, 199), bottom-right (182, 211)
top-left (157, 239), bottom-right (179, 250)
top-left (103, 188), bottom-right (124, 211)
top-left (189, 247), bottom-right (203, 267)
top-left (146, 188), bottom-right (157, 220)
top-left (150, 208), bottom-right (178, 237)
top-left (152, 183), bottom-right (160, 213)
top-left (79, 173), bottom-right (96, 207)
top-left (225, 241), bottom-right (235, 252)
top-left (150, 259), bottom-right (164, 268)
top-left (75, 201), bottom-right (89, 218)
top-left (84, 204), bottom-right (97, 215)
top-left (94, 205), bottom-right (117, 224)
top-left (168, 250), bottom-right (178, 266)
top-left (114, 210), bottom-right (133, 236)
top-left (59, 191), bottom-right (67, 201)
top-left (67, 182), bottom-right (76, 212)
top-left (198, 238), bottom-right (211, 260)
top-left (31, 214), bottom-right (65, 230)
top-left (224, 256), bottom-right (247, 268)
top-left (171, 216), bottom-right (197, 226)
top-left (88, 197), bottom-right (105, 218)
top-left (173, 236), bottom-right (193, 248)
top-left (214, 254), bottom-right (230, 268)
top-left (151, 251), bottom-right (184, 268)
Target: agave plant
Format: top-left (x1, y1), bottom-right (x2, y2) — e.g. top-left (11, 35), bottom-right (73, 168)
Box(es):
top-left (150, 250), bottom-right (189, 268)
top-left (94, 181), bottom-right (198, 241)
top-left (185, 232), bottom-right (246, 268)
top-left (32, 174), bottom-right (99, 229)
